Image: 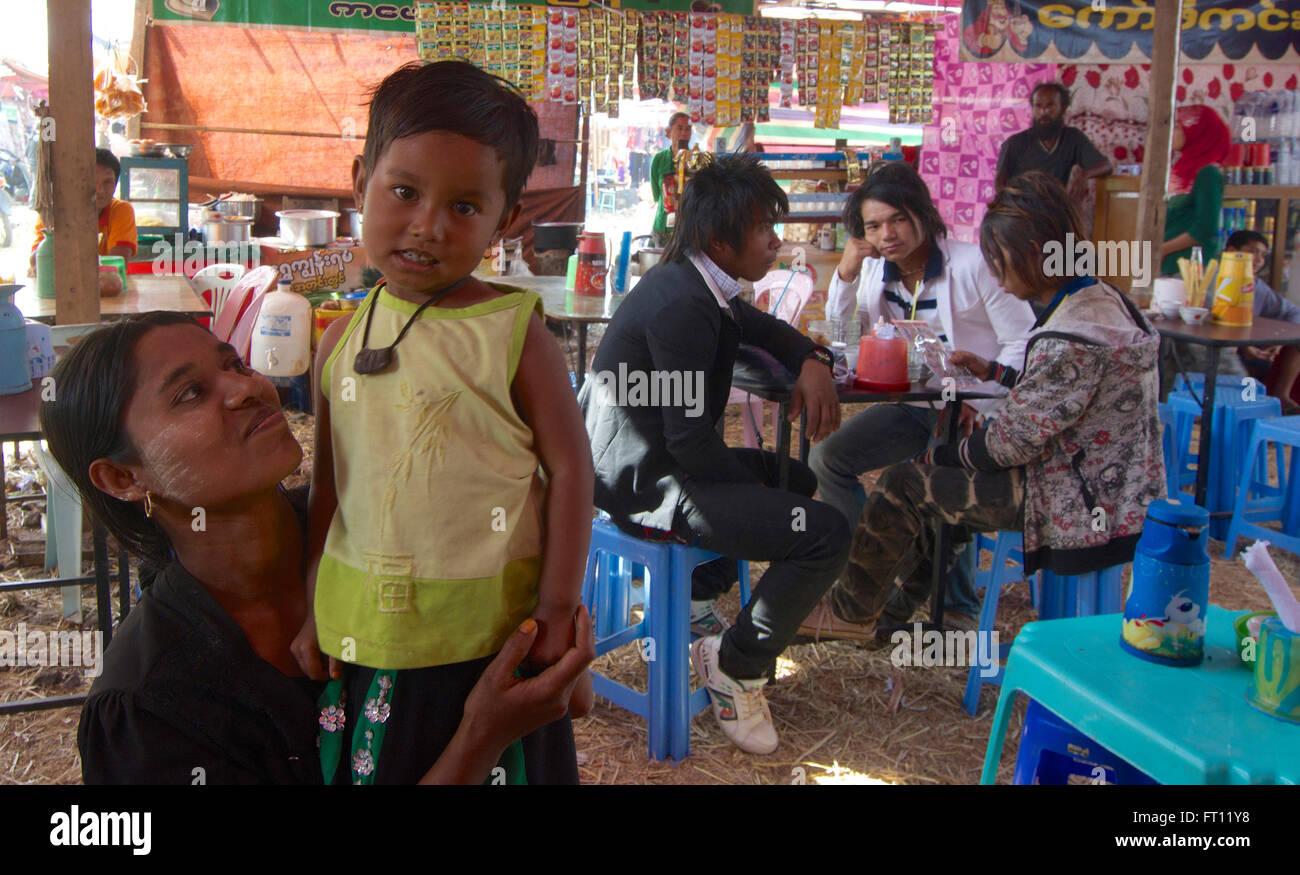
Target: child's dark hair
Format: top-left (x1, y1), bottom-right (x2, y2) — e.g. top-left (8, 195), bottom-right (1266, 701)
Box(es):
top-left (841, 161), bottom-right (947, 244)
top-left (39, 312), bottom-right (204, 565)
top-left (666, 111), bottom-right (689, 130)
top-left (95, 148), bottom-right (120, 182)
top-left (979, 170), bottom-right (1086, 294)
top-left (662, 152), bottom-right (787, 263)
top-left (1225, 229), bottom-right (1268, 251)
top-left (362, 61), bottom-right (539, 208)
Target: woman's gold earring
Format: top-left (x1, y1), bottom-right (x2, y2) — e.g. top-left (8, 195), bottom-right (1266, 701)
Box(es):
top-left (143, 491), bottom-right (153, 519)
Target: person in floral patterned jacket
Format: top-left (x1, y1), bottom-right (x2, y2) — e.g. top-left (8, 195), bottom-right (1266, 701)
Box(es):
top-left (799, 171), bottom-right (1165, 645)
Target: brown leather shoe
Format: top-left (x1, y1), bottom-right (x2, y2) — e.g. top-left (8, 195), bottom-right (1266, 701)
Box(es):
top-left (795, 595), bottom-right (876, 643)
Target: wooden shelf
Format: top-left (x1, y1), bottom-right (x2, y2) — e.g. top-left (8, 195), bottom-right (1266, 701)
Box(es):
top-left (1223, 184), bottom-right (1300, 198)
top-left (769, 168), bottom-right (848, 181)
top-left (785, 214), bottom-right (842, 223)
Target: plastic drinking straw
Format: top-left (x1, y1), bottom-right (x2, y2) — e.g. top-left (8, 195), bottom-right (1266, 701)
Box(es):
top-left (771, 270), bottom-right (796, 317)
top-left (909, 280), bottom-right (921, 321)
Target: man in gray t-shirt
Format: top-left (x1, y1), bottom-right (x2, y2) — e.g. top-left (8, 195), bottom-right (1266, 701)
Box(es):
top-left (996, 82), bottom-right (1112, 202)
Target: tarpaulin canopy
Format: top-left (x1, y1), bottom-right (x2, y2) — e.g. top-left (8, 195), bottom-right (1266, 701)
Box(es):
top-left (141, 22), bottom-right (577, 194)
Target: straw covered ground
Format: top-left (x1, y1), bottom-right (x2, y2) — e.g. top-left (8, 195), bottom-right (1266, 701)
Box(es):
top-left (0, 321), bottom-right (1291, 785)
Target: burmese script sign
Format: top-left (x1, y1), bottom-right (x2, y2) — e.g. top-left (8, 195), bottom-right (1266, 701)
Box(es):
top-left (960, 0), bottom-right (1300, 64)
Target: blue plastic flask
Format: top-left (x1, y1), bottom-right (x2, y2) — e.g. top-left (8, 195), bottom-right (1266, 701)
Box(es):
top-left (1120, 500), bottom-right (1211, 666)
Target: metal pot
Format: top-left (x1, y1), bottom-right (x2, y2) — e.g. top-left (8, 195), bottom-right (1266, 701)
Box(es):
top-left (343, 208), bottom-right (362, 239)
top-left (635, 247), bottom-right (665, 274)
top-left (277, 209), bottom-right (339, 248)
top-left (203, 216), bottom-right (253, 245)
top-left (532, 221), bottom-right (583, 253)
top-left (214, 197), bottom-right (260, 219)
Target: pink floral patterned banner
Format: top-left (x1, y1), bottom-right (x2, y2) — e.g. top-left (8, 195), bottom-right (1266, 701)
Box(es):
top-left (920, 14), bottom-right (1057, 243)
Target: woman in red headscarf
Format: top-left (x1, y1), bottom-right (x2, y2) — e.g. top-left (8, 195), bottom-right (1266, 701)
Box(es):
top-left (1159, 105), bottom-right (1230, 276)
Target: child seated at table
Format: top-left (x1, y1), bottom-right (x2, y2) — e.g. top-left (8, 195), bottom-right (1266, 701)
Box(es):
top-left (294, 60), bottom-right (593, 784)
top-left (799, 171), bottom-right (1166, 646)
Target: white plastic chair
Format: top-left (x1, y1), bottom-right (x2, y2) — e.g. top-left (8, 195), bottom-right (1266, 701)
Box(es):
top-left (754, 269), bottom-right (816, 327)
top-left (190, 263), bottom-right (247, 327)
top-left (728, 269), bottom-right (817, 448)
top-left (32, 442), bottom-right (83, 619)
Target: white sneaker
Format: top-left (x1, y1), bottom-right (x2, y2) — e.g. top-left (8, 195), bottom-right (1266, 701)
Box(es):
top-left (689, 598), bottom-right (730, 638)
top-left (689, 635), bottom-right (779, 755)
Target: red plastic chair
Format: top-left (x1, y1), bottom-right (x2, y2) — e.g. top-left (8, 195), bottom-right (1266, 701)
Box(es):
top-left (211, 265), bottom-right (278, 345)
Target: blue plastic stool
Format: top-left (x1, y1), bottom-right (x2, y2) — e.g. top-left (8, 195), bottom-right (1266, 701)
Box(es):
top-left (268, 373), bottom-right (312, 413)
top-left (964, 540), bottom-right (1125, 716)
top-left (1173, 373), bottom-right (1265, 397)
top-left (581, 516), bottom-right (752, 761)
top-left (1158, 401), bottom-right (1196, 500)
top-left (1214, 396), bottom-right (1282, 539)
top-left (1037, 565), bottom-right (1125, 619)
top-left (1224, 416), bottom-right (1300, 560)
top-left (1167, 389), bottom-right (1279, 537)
top-left (1013, 700), bottom-right (1158, 785)
top-left (962, 531), bottom-right (1025, 715)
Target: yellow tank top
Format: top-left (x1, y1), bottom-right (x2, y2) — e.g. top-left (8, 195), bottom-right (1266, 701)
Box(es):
top-left (316, 283), bottom-right (546, 669)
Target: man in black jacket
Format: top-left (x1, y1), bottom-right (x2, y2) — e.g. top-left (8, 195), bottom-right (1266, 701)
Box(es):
top-left (578, 153), bottom-right (850, 754)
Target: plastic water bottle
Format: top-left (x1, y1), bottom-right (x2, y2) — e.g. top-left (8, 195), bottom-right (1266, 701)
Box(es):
top-left (34, 235), bottom-right (54, 300)
top-left (1232, 94), bottom-right (1249, 142)
top-left (250, 279), bottom-right (311, 377)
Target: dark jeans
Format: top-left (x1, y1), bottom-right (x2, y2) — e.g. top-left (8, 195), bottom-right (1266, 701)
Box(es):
top-left (672, 448), bottom-right (851, 680)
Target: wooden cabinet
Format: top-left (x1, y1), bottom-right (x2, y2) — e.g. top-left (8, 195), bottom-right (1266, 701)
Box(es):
top-left (1094, 175), bottom-right (1299, 295)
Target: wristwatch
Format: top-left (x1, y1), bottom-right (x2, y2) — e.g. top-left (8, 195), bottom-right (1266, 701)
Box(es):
top-left (804, 346), bottom-right (834, 371)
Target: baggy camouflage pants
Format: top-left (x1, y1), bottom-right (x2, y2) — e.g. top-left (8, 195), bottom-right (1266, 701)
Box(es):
top-left (831, 462), bottom-right (1025, 627)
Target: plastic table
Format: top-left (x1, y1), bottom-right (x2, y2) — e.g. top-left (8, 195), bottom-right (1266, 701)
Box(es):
top-left (487, 275), bottom-right (633, 390)
top-left (16, 275), bottom-right (212, 323)
top-left (981, 606), bottom-right (1300, 784)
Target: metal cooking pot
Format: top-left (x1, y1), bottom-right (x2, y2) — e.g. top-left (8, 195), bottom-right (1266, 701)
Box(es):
top-left (213, 197), bottom-right (260, 219)
top-left (277, 209), bottom-right (339, 248)
top-left (629, 236), bottom-right (663, 275)
top-left (635, 247), bottom-right (665, 273)
top-left (532, 221), bottom-right (584, 253)
top-left (203, 216), bottom-right (253, 245)
top-left (343, 208), bottom-right (363, 239)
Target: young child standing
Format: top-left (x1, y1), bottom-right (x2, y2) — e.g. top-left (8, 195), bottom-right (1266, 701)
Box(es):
top-left (294, 61), bottom-right (594, 784)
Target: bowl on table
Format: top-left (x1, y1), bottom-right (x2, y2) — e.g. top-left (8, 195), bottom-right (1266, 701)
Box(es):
top-left (1158, 303), bottom-right (1182, 320)
top-left (1179, 306), bottom-right (1209, 325)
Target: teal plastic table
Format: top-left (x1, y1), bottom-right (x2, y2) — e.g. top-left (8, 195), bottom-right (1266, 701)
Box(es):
top-left (980, 606), bottom-right (1300, 784)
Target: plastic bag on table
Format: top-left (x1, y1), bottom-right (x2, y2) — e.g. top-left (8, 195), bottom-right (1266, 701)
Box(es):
top-left (891, 319), bottom-right (979, 388)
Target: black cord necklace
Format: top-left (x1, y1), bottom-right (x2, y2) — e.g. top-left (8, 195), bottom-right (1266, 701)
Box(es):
top-left (353, 277), bottom-right (469, 375)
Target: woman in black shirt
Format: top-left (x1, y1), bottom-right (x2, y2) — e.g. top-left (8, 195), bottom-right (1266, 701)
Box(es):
top-left (40, 312), bottom-right (593, 784)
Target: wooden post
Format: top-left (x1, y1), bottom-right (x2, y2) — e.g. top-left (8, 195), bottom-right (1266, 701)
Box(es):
top-left (48, 0), bottom-right (100, 326)
top-left (125, 0), bottom-right (150, 141)
top-left (1132, 0), bottom-right (1181, 307)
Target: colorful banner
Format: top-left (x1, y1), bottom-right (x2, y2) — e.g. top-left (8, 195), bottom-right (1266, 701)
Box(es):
top-left (922, 14), bottom-right (1058, 244)
top-left (960, 0), bottom-right (1300, 64)
top-left (154, 0), bottom-right (756, 32)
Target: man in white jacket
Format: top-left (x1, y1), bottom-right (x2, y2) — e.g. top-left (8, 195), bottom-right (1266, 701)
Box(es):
top-left (804, 162), bottom-right (1036, 639)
